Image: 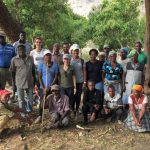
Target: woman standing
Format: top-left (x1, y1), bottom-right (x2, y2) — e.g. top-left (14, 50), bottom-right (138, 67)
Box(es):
top-left (59, 54), bottom-right (76, 111)
top-left (124, 85), bottom-right (150, 132)
top-left (70, 44), bottom-right (84, 117)
top-left (122, 51), bottom-right (145, 105)
top-left (84, 49), bottom-right (103, 92)
top-left (103, 50), bottom-right (123, 94)
top-left (30, 37), bottom-right (48, 87)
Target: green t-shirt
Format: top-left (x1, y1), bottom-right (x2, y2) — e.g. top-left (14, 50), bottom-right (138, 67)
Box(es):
top-left (59, 65), bottom-right (75, 88)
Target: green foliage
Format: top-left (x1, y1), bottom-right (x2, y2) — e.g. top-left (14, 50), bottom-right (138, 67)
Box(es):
top-left (3, 0), bottom-right (88, 47)
top-left (87, 0), bottom-right (146, 49)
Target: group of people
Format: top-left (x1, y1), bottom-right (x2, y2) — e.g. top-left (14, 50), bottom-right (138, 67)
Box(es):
top-left (0, 31), bottom-right (150, 134)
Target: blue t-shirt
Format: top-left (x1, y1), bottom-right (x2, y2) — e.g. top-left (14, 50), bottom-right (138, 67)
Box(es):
top-left (102, 61), bottom-right (123, 81)
top-left (0, 44), bottom-right (15, 68)
top-left (37, 62), bottom-right (59, 88)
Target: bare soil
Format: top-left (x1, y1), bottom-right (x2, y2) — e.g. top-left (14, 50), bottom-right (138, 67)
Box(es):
top-left (0, 108), bottom-right (150, 150)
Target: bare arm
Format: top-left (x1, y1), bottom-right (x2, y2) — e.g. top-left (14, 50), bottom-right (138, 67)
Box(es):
top-left (38, 72), bottom-right (44, 89)
top-left (139, 103), bottom-right (147, 123)
top-left (51, 73), bottom-right (58, 85)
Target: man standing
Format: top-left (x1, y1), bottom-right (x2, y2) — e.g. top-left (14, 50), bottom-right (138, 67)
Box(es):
top-left (45, 84), bottom-right (70, 129)
top-left (51, 43), bottom-right (63, 65)
top-left (0, 32), bottom-right (15, 90)
top-left (13, 31), bottom-right (32, 55)
top-left (34, 50), bottom-right (59, 123)
top-left (10, 45), bottom-right (35, 113)
top-left (62, 43), bottom-right (70, 54)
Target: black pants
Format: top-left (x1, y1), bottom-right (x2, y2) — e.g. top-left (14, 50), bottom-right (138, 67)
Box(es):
top-left (82, 104), bottom-right (101, 121)
top-left (72, 83), bottom-right (83, 111)
top-left (104, 108), bottom-right (123, 121)
top-left (61, 87), bottom-right (74, 110)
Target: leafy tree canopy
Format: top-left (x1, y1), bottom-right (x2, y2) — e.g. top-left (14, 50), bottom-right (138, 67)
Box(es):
top-left (87, 0), bottom-right (146, 49)
top-left (3, 0), bottom-right (88, 47)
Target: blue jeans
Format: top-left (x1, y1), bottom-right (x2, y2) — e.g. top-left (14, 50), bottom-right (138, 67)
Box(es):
top-left (95, 81), bottom-right (104, 92)
top-left (17, 88), bottom-right (33, 112)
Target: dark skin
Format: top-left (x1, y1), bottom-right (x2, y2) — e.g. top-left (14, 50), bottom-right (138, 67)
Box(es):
top-left (104, 87), bottom-right (122, 114)
top-left (19, 33), bottom-right (26, 43)
top-left (38, 54), bottom-right (58, 95)
top-left (129, 90), bottom-right (147, 126)
top-left (122, 53), bottom-right (145, 92)
top-left (102, 54), bottom-right (123, 86)
top-left (83, 51), bottom-right (101, 87)
top-left (120, 51), bottom-right (127, 60)
top-left (11, 47), bottom-right (36, 93)
top-left (52, 90), bottom-right (69, 122)
top-left (53, 43), bottom-right (60, 55)
top-left (62, 44), bottom-right (70, 54)
top-left (135, 43), bottom-right (142, 53)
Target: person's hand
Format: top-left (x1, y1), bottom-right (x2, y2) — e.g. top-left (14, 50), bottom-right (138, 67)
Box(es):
top-left (135, 118), bottom-right (141, 127)
top-left (94, 104), bottom-right (100, 110)
top-left (43, 88), bottom-right (46, 95)
top-left (90, 112), bottom-right (96, 122)
top-left (83, 82), bottom-right (87, 88)
top-left (74, 88), bottom-right (77, 95)
top-left (105, 108), bottom-right (111, 114)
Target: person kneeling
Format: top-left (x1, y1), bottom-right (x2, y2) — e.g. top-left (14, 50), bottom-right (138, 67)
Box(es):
top-left (103, 85), bottom-right (123, 123)
top-left (82, 80), bottom-right (103, 125)
top-left (124, 85), bottom-right (150, 132)
top-left (45, 84), bottom-right (70, 129)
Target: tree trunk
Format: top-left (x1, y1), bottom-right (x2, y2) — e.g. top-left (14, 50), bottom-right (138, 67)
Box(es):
top-left (145, 0), bottom-right (150, 92)
top-left (0, 0), bottom-right (21, 43)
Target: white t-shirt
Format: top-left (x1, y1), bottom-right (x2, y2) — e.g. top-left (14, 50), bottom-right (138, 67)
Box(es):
top-left (128, 94), bottom-right (148, 109)
top-left (30, 49), bottom-right (47, 66)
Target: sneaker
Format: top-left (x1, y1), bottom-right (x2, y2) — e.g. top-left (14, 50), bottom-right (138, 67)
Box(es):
top-left (83, 120), bottom-right (88, 126)
top-left (117, 120), bottom-right (122, 125)
top-left (34, 116), bottom-right (42, 124)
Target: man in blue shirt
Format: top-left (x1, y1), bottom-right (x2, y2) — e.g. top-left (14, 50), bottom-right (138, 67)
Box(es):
top-left (0, 32), bottom-right (15, 89)
top-left (34, 50), bottom-right (59, 123)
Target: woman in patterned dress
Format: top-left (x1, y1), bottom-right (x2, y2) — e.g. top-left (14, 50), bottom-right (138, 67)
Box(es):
top-left (124, 85), bottom-right (150, 132)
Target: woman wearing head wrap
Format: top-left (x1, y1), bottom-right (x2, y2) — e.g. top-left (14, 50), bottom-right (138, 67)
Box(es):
top-left (124, 85), bottom-right (150, 132)
top-left (102, 50), bottom-right (123, 94)
top-left (122, 51), bottom-right (145, 105)
top-left (117, 48), bottom-right (130, 70)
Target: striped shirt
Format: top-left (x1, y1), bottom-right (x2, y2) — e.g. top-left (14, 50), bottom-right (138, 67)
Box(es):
top-left (0, 44), bottom-right (15, 68)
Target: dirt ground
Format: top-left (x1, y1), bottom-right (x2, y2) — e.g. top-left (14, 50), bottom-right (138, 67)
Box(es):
top-left (0, 108), bottom-right (150, 150)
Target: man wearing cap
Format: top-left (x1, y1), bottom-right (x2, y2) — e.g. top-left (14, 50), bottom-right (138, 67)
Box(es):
top-left (103, 44), bottom-right (110, 61)
top-left (44, 84), bottom-right (70, 129)
top-left (10, 45), bottom-right (35, 113)
top-left (13, 31), bottom-right (32, 55)
top-left (122, 51), bottom-right (145, 105)
top-left (0, 32), bottom-right (15, 90)
top-left (70, 44), bottom-right (84, 118)
top-left (117, 47), bottom-right (130, 71)
top-left (34, 50), bottom-right (59, 123)
top-left (51, 43), bottom-right (63, 65)
top-left (127, 42), bottom-right (147, 65)
top-left (102, 50), bottom-right (123, 94)
top-left (124, 84), bottom-right (150, 132)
